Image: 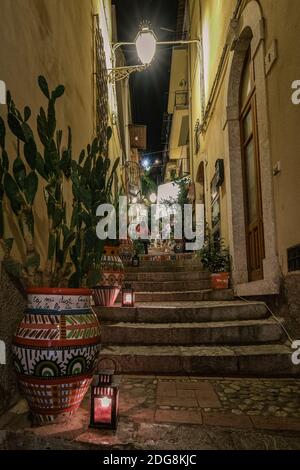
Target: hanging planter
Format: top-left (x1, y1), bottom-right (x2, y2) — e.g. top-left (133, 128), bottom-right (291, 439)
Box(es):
top-left (12, 288), bottom-right (101, 425)
top-left (93, 245), bottom-right (124, 307)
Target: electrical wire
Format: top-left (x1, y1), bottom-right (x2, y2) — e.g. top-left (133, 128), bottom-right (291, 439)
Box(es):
top-left (237, 296), bottom-right (294, 345)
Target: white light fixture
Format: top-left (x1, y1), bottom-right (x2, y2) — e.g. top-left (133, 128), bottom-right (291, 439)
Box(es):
top-left (142, 158), bottom-right (150, 169)
top-left (149, 193), bottom-right (157, 203)
top-left (109, 20), bottom-right (200, 82)
top-left (135, 23), bottom-right (157, 65)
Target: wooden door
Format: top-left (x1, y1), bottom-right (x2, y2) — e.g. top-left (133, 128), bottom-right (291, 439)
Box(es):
top-left (240, 55), bottom-right (265, 281)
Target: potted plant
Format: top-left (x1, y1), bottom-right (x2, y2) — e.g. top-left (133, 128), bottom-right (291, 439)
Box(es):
top-left (200, 232), bottom-right (231, 289)
top-left (0, 76), bottom-right (118, 424)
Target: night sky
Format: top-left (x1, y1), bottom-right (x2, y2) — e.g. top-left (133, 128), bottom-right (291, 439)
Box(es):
top-left (113, 0), bottom-right (179, 157)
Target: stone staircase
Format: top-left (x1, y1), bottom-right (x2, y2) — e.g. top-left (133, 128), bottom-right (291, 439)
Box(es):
top-left (96, 257), bottom-right (298, 377)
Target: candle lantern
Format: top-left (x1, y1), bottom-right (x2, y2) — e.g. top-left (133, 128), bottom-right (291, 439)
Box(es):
top-left (132, 253), bottom-right (140, 267)
top-left (122, 284), bottom-right (135, 307)
top-left (89, 361), bottom-right (119, 430)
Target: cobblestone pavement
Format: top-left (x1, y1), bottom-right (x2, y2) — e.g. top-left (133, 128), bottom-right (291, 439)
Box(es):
top-left (1, 376), bottom-right (300, 450)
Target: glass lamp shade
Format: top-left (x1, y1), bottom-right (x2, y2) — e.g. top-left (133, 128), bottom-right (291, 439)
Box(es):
top-left (122, 287), bottom-right (135, 307)
top-left (135, 27), bottom-right (157, 65)
top-left (90, 372), bottom-right (119, 430)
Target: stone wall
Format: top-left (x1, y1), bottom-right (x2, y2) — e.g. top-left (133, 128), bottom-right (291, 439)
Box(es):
top-left (0, 266), bottom-right (26, 414)
top-left (281, 273), bottom-right (300, 339)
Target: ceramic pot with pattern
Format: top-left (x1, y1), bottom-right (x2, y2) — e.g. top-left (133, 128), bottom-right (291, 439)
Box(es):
top-left (12, 287), bottom-right (101, 425)
top-left (118, 238), bottom-right (134, 267)
top-left (93, 245), bottom-right (124, 307)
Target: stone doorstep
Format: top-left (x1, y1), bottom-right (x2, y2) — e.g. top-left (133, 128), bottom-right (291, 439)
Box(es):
top-left (130, 280), bottom-right (212, 292)
top-left (99, 344), bottom-right (299, 377)
top-left (121, 289), bottom-right (234, 303)
top-left (125, 271), bottom-right (210, 281)
top-left (95, 301), bottom-right (268, 324)
top-left (100, 318), bottom-right (284, 346)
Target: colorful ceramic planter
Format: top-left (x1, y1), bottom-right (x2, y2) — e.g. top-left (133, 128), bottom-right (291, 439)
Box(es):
top-left (12, 287), bottom-right (101, 425)
top-left (118, 238), bottom-right (134, 267)
top-left (93, 245), bottom-right (124, 307)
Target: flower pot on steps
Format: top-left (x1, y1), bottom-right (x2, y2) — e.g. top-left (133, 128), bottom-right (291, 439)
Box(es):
top-left (12, 287), bottom-right (101, 425)
top-left (93, 245), bottom-right (124, 307)
top-left (211, 272), bottom-right (230, 289)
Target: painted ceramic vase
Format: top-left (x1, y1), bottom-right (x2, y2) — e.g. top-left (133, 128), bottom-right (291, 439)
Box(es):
top-left (93, 245), bottom-right (124, 307)
top-left (12, 288), bottom-right (101, 425)
top-left (118, 238), bottom-right (134, 267)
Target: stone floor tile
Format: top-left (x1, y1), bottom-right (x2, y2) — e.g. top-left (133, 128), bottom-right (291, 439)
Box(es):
top-left (176, 389), bottom-right (196, 398)
top-left (176, 380), bottom-right (211, 390)
top-left (157, 381), bottom-right (177, 397)
top-left (202, 411), bottom-right (253, 429)
top-left (195, 388), bottom-right (221, 408)
top-left (155, 409), bottom-right (203, 425)
top-left (157, 395), bottom-right (198, 407)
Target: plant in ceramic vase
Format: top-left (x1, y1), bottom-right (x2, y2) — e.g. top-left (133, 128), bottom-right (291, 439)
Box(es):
top-left (199, 231), bottom-right (231, 289)
top-left (69, 129), bottom-right (123, 307)
top-left (69, 126), bottom-right (120, 289)
top-left (0, 76), bottom-right (105, 425)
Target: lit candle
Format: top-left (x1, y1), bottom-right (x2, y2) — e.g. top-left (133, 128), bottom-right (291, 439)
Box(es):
top-left (94, 396), bottom-right (112, 424)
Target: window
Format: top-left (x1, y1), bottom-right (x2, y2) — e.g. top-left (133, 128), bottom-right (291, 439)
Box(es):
top-left (288, 245), bottom-right (300, 272)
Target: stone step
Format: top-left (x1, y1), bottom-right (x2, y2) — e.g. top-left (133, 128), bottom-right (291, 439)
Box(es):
top-left (126, 264), bottom-right (203, 273)
top-left (95, 301), bottom-right (268, 324)
top-left (99, 343), bottom-right (300, 377)
top-left (116, 289), bottom-right (234, 302)
top-left (100, 318), bottom-right (284, 346)
top-left (125, 271), bottom-right (210, 282)
top-left (139, 254), bottom-right (200, 266)
top-left (129, 280), bottom-right (212, 292)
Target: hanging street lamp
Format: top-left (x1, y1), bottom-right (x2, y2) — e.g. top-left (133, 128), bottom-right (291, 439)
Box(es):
top-left (108, 22), bottom-right (200, 83)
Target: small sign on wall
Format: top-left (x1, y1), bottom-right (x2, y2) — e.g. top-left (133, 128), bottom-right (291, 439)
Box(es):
top-left (0, 80), bottom-right (6, 104)
top-left (0, 340), bottom-right (6, 365)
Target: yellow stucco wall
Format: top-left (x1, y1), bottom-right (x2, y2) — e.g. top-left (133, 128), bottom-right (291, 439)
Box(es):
top-left (0, 0), bottom-right (122, 266)
top-left (188, 0), bottom-right (300, 279)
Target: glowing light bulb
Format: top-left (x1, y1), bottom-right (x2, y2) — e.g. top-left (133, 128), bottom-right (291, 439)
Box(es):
top-left (149, 193), bottom-right (157, 203)
top-left (100, 396), bottom-right (112, 409)
top-left (135, 25), bottom-right (157, 65)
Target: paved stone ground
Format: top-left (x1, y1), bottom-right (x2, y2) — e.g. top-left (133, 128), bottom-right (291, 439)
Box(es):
top-left (1, 376), bottom-right (300, 450)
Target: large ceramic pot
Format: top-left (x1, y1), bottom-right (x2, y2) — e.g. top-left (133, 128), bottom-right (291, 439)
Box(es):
top-left (12, 288), bottom-right (101, 425)
top-left (93, 245), bottom-right (124, 307)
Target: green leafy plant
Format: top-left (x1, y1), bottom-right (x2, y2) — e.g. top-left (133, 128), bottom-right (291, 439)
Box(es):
top-left (0, 76), bottom-right (119, 288)
top-left (69, 128), bottom-right (119, 288)
top-left (199, 231), bottom-right (231, 273)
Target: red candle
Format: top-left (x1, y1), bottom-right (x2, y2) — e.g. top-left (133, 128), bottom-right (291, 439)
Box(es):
top-left (94, 396), bottom-right (112, 424)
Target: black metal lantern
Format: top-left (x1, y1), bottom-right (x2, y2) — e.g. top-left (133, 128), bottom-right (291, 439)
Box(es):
top-left (121, 284), bottom-right (135, 307)
top-left (132, 253), bottom-right (140, 267)
top-left (89, 361), bottom-right (119, 430)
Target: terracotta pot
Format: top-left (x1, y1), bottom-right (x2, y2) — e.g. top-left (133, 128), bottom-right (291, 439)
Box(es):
top-left (93, 245), bottom-right (124, 307)
top-left (12, 287), bottom-right (100, 425)
top-left (211, 272), bottom-right (230, 289)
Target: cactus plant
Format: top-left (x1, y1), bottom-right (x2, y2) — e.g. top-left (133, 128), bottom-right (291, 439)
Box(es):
top-left (0, 76), bottom-right (119, 288)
